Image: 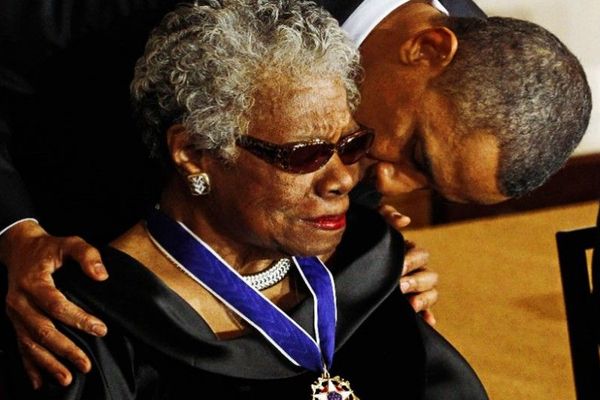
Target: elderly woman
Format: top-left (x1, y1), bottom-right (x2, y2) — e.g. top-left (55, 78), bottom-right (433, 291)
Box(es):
top-left (3, 1), bottom-right (485, 399)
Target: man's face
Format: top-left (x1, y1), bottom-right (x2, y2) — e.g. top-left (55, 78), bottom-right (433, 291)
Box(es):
top-left (356, 77), bottom-right (508, 204)
top-left (355, 1), bottom-right (509, 204)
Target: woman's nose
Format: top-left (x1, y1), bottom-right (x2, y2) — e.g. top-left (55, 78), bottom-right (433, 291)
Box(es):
top-left (316, 154), bottom-right (361, 197)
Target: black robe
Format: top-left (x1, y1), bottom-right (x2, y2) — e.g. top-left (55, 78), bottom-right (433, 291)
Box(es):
top-left (4, 206), bottom-right (488, 399)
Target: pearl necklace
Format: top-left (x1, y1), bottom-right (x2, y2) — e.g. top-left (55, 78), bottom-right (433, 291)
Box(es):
top-left (242, 258), bottom-right (292, 291)
top-left (147, 224), bottom-right (292, 291)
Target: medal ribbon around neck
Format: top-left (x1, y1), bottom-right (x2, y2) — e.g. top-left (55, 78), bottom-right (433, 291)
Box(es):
top-left (145, 209), bottom-right (337, 372)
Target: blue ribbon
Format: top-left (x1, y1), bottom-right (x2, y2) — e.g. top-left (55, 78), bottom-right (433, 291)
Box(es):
top-left (146, 209), bottom-right (336, 372)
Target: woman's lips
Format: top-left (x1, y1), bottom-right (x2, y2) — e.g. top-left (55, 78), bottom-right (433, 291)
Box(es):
top-left (305, 214), bottom-right (347, 230)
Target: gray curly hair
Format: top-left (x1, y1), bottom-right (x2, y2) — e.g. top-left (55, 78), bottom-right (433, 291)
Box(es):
top-left (131, 0), bottom-right (361, 162)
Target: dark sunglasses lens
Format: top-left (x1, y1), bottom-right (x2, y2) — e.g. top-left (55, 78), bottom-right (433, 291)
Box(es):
top-left (287, 144), bottom-right (334, 173)
top-left (338, 131), bottom-right (374, 164)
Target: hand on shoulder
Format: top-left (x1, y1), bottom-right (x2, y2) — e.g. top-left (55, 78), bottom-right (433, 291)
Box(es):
top-left (378, 204), bottom-right (439, 326)
top-left (0, 220), bottom-right (108, 389)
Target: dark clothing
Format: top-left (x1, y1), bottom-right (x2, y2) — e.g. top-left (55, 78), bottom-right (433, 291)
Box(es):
top-left (0, 0), bottom-right (176, 241)
top-left (4, 206), bottom-right (487, 399)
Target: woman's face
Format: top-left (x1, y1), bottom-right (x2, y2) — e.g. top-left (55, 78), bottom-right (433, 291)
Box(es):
top-left (203, 77), bottom-right (362, 259)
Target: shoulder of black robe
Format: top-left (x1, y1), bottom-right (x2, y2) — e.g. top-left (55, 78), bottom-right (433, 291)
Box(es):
top-left (3, 205), bottom-right (488, 399)
top-left (417, 319), bottom-right (489, 399)
top-left (4, 204), bottom-right (429, 399)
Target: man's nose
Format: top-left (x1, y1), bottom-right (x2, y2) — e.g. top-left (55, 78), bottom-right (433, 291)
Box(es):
top-left (373, 161), bottom-right (429, 196)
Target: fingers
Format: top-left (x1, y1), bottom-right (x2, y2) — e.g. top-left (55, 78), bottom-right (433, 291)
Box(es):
top-left (400, 242), bottom-right (439, 325)
top-left (2, 227), bottom-right (105, 388)
top-left (8, 253), bottom-right (108, 339)
top-left (402, 245), bottom-right (430, 276)
top-left (8, 297), bottom-right (93, 371)
top-left (6, 292), bottom-right (96, 386)
top-left (61, 237), bottom-right (108, 281)
top-left (400, 269), bottom-right (438, 294)
top-left (406, 286), bottom-right (439, 310)
top-left (420, 309), bottom-right (437, 327)
top-left (24, 236), bottom-right (108, 336)
top-left (20, 351), bottom-right (43, 390)
top-left (34, 283), bottom-right (107, 337)
top-left (12, 318), bottom-right (74, 387)
top-left (378, 204), bottom-right (411, 230)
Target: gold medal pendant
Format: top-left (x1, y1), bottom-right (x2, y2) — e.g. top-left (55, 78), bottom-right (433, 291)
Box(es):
top-left (311, 371), bottom-right (359, 400)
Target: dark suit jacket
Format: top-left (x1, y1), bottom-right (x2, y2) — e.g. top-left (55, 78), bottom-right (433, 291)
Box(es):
top-left (0, 0), bottom-right (485, 243)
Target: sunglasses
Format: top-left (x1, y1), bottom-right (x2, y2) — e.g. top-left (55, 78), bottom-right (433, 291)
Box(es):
top-left (236, 125), bottom-right (374, 174)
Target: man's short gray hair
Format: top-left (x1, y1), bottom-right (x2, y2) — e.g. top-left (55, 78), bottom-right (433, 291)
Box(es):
top-left (433, 17), bottom-right (592, 197)
top-left (131, 0), bottom-right (361, 162)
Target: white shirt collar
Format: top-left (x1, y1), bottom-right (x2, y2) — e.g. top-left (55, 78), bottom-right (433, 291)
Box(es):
top-left (342, 0), bottom-right (449, 46)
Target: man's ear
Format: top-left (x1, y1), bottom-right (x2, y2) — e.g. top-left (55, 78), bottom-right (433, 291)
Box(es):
top-left (398, 27), bottom-right (457, 71)
top-left (167, 124), bottom-right (204, 175)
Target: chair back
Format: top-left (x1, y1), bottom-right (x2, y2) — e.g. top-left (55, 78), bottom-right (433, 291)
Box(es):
top-left (555, 203), bottom-right (600, 400)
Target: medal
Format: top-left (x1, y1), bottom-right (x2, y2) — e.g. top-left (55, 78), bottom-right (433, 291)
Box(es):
top-left (311, 370), bottom-right (359, 400)
top-left (146, 209), bottom-right (359, 399)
